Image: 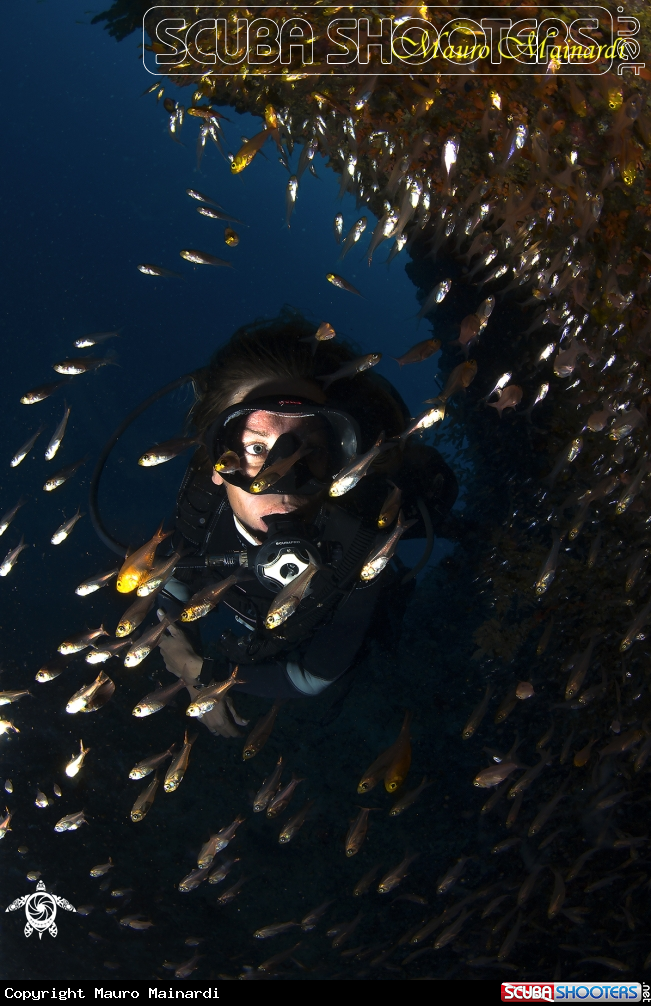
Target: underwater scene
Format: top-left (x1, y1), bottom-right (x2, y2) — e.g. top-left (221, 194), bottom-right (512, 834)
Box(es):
top-left (2, 0), bottom-right (651, 984)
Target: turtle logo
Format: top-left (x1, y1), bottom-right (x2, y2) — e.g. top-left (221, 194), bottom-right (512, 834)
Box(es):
top-left (5, 879), bottom-right (77, 938)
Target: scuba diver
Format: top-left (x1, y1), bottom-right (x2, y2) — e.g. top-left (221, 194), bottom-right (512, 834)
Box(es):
top-left (93, 308), bottom-right (457, 737)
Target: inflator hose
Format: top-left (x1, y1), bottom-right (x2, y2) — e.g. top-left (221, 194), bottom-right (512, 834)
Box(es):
top-left (88, 374), bottom-right (196, 557)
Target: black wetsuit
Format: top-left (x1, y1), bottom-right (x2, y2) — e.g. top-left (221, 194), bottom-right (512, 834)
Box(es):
top-left (165, 440), bottom-right (457, 699)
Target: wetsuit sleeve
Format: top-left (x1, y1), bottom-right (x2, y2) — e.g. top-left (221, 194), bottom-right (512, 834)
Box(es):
top-left (202, 576), bottom-right (384, 698)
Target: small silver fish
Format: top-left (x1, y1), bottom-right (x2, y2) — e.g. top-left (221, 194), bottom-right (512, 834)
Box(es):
top-left (180, 249), bottom-right (232, 268)
top-left (75, 568), bottom-right (118, 597)
top-left (10, 427), bottom-right (45, 467)
top-left (0, 538), bottom-right (29, 577)
top-left (360, 512), bottom-right (416, 581)
top-left (54, 810), bottom-right (87, 833)
top-left (333, 213), bottom-right (344, 243)
top-left (74, 331), bottom-right (120, 349)
top-left (45, 404), bottom-right (71, 460)
top-left (51, 508), bottom-right (83, 545)
top-left (0, 498), bottom-right (26, 537)
top-left (286, 176), bottom-right (298, 227)
top-left (129, 745), bottom-right (175, 780)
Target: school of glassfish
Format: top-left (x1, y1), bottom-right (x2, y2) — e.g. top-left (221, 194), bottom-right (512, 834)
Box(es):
top-left (3, 5), bottom-right (651, 976)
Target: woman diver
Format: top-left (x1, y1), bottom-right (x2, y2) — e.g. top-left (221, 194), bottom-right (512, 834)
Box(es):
top-left (149, 308), bottom-right (458, 736)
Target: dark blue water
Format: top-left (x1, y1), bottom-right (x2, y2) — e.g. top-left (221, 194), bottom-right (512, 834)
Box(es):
top-left (1, 0), bottom-right (465, 981)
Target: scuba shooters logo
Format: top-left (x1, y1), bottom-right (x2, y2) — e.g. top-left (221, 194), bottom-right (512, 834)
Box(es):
top-left (5, 879), bottom-right (77, 938)
top-left (501, 984), bottom-right (643, 1001)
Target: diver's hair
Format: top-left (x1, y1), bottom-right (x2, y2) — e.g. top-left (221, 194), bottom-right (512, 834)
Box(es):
top-left (191, 306), bottom-right (406, 460)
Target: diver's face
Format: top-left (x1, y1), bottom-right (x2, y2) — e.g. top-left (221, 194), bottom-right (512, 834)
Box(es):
top-left (211, 411), bottom-right (319, 535)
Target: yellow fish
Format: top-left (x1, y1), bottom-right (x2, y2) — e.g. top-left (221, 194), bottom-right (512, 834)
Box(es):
top-left (116, 524), bottom-right (170, 593)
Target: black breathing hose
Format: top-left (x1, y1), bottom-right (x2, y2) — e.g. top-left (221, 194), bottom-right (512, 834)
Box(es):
top-left (88, 374), bottom-right (197, 557)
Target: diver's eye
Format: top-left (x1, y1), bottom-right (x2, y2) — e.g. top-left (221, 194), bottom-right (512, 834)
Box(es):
top-left (245, 443), bottom-right (266, 456)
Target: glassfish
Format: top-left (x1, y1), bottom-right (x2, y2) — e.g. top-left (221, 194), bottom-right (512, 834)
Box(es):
top-left (264, 564), bottom-right (318, 629)
top-left (393, 337), bottom-right (440, 367)
top-left (43, 458), bottom-right (85, 492)
top-left (345, 807), bottom-right (375, 856)
top-left (285, 176), bottom-right (298, 227)
top-left (10, 426), bottom-right (45, 467)
top-left (178, 866), bottom-right (211, 893)
top-left (267, 775), bottom-right (304, 818)
top-left (53, 356), bottom-right (115, 376)
top-left (180, 574), bottom-right (239, 621)
top-left (534, 533), bottom-right (561, 595)
top-left (358, 710), bottom-right (411, 793)
top-left (66, 671), bottom-right (114, 714)
top-left (278, 801), bottom-right (314, 844)
top-left (205, 815), bottom-right (245, 858)
top-left (243, 701), bottom-right (283, 759)
top-left (20, 380), bottom-right (69, 405)
top-left (488, 385), bottom-right (523, 416)
top-left (116, 592), bottom-right (158, 637)
top-left (339, 217), bottom-right (367, 260)
top-left (473, 759), bottom-right (520, 788)
top-left (186, 666), bottom-right (242, 716)
top-left (130, 773), bottom-right (160, 822)
top-left (116, 523), bottom-right (171, 593)
top-left (333, 213), bottom-right (344, 243)
top-left (398, 405), bottom-right (446, 442)
top-left (137, 552), bottom-right (180, 596)
top-left (462, 685), bottom-right (493, 740)
top-left (319, 352), bottom-right (380, 390)
top-left (124, 617), bottom-right (174, 667)
top-left (389, 777), bottom-right (432, 817)
top-left (208, 856), bottom-right (239, 885)
top-left (65, 739), bottom-right (90, 778)
top-left (59, 626), bottom-right (108, 656)
top-left (384, 711), bottom-right (412, 792)
top-left (301, 900), bottom-right (334, 930)
top-left (35, 655), bottom-right (70, 683)
top-left (138, 435), bottom-right (200, 467)
top-left (213, 450), bottom-right (240, 474)
top-left (197, 205), bottom-right (244, 224)
top-left (0, 497), bottom-right (26, 537)
top-left (0, 808), bottom-right (12, 838)
top-left (129, 745), bottom-right (175, 780)
top-left (76, 568), bottom-right (118, 597)
top-left (329, 434), bottom-right (386, 497)
top-left (377, 483), bottom-right (402, 529)
top-left (430, 360), bottom-right (478, 403)
top-left (86, 637), bottom-right (130, 664)
top-left (224, 228), bottom-right (239, 247)
top-left (231, 128), bottom-right (270, 173)
top-left (378, 853), bottom-right (419, 894)
top-left (0, 690), bottom-right (30, 706)
top-left (137, 264), bottom-right (183, 279)
top-left (0, 538), bottom-right (29, 577)
top-left (90, 859), bottom-right (114, 877)
top-left (54, 810), bottom-right (87, 833)
top-left (417, 278), bottom-right (452, 319)
top-left (180, 249), bottom-right (232, 269)
top-left (564, 634), bottom-right (600, 699)
top-left (360, 512), bottom-right (416, 581)
top-left (254, 920), bottom-right (299, 939)
top-left (163, 730), bottom-right (197, 793)
top-left (253, 755), bottom-right (283, 813)
top-left (45, 405), bottom-right (71, 460)
top-left (74, 331), bottom-right (120, 349)
top-left (437, 856), bottom-right (469, 895)
top-left (301, 322), bottom-right (335, 352)
top-left (132, 677), bottom-right (185, 718)
top-left (325, 273), bottom-right (362, 297)
top-left (249, 444), bottom-right (311, 494)
top-left (51, 509), bottom-right (83, 545)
